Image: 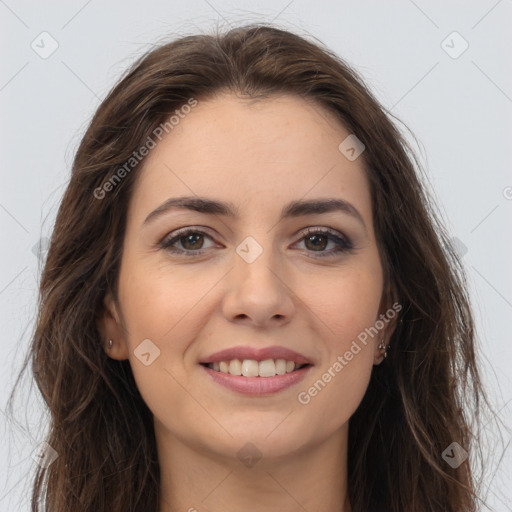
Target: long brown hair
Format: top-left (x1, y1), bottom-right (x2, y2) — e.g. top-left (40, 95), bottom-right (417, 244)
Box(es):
top-left (7, 22), bottom-right (490, 511)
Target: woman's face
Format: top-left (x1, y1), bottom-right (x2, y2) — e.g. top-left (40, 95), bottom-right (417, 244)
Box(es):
top-left (100, 93), bottom-right (393, 464)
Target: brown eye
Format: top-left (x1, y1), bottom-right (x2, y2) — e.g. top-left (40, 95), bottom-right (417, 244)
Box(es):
top-left (160, 229), bottom-right (216, 254)
top-left (180, 233), bottom-right (205, 250)
top-left (296, 228), bottom-right (354, 259)
top-left (304, 233), bottom-right (328, 251)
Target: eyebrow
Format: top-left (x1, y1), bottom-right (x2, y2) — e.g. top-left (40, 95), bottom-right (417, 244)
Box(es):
top-left (143, 196), bottom-right (367, 232)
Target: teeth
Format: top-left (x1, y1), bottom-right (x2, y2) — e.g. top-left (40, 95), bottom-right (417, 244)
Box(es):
top-left (241, 359), bottom-right (259, 377)
top-left (275, 359), bottom-right (287, 375)
top-left (229, 359), bottom-right (242, 375)
top-left (207, 358), bottom-right (306, 377)
top-left (259, 359), bottom-right (276, 377)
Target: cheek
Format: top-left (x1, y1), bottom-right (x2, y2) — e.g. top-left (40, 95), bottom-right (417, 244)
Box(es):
top-left (115, 255), bottom-right (225, 416)
top-left (302, 262), bottom-right (383, 340)
top-left (118, 254), bottom-right (216, 346)
top-left (297, 334), bottom-right (375, 437)
top-left (116, 277), bottom-right (210, 435)
top-left (294, 268), bottom-right (381, 427)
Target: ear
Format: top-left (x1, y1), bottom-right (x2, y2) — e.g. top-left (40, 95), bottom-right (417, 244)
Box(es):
top-left (373, 281), bottom-right (400, 365)
top-left (97, 291), bottom-right (130, 360)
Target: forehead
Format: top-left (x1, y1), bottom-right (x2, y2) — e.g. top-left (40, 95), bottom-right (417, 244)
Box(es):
top-left (129, 93), bottom-right (373, 228)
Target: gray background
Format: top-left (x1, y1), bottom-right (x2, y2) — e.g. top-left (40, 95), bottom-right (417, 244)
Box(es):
top-left (1, 1), bottom-right (511, 510)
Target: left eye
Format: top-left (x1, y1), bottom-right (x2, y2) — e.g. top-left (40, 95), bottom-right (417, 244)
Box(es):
top-left (160, 227), bottom-right (354, 259)
top-left (294, 227), bottom-right (355, 258)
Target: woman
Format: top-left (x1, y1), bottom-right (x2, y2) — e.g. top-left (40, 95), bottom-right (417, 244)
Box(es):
top-left (9, 23), bottom-right (487, 511)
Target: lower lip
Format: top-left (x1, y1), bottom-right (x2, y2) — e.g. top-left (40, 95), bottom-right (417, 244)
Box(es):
top-left (201, 364), bottom-right (313, 396)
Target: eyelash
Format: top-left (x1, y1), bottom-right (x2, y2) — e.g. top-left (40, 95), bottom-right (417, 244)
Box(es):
top-left (159, 227), bottom-right (354, 259)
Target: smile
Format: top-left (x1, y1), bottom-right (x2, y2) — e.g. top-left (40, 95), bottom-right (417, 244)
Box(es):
top-left (200, 359), bottom-right (313, 396)
top-left (202, 358), bottom-right (310, 377)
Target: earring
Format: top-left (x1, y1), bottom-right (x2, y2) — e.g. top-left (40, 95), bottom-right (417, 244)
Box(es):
top-left (107, 339), bottom-right (113, 350)
top-left (378, 339), bottom-right (389, 358)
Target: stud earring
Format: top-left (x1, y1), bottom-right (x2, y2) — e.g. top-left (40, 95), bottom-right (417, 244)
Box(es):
top-left (107, 339), bottom-right (113, 349)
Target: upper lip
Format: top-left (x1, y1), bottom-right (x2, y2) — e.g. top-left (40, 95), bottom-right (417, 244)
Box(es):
top-left (199, 345), bottom-right (313, 365)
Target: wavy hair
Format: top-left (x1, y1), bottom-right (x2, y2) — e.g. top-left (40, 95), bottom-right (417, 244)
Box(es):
top-left (7, 23), bottom-right (489, 512)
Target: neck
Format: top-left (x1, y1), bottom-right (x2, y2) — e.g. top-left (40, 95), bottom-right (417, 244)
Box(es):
top-left (156, 422), bottom-right (351, 512)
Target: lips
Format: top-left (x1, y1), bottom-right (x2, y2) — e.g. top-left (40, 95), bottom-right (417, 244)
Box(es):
top-left (199, 345), bottom-right (312, 365)
top-left (198, 345), bottom-right (314, 395)
top-left (201, 363), bottom-right (313, 395)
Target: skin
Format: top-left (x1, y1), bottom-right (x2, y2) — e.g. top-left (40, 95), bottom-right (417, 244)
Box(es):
top-left (98, 93), bottom-right (397, 512)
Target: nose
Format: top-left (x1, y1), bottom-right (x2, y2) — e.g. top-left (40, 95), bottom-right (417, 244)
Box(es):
top-left (221, 244), bottom-right (296, 328)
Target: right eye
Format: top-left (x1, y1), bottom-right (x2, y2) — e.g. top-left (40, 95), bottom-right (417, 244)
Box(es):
top-left (160, 228), bottom-right (218, 255)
